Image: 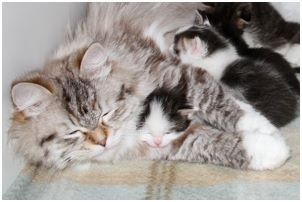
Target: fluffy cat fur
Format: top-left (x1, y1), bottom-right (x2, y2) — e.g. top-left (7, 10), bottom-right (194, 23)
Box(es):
top-left (137, 88), bottom-right (251, 169)
top-left (8, 3), bottom-right (290, 171)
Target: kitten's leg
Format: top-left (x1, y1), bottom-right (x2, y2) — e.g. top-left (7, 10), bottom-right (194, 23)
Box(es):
top-left (169, 122), bottom-right (250, 169)
top-left (186, 69), bottom-right (290, 170)
top-left (234, 101), bottom-right (290, 170)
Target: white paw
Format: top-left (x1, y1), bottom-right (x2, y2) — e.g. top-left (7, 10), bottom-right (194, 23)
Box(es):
top-left (236, 100), bottom-right (278, 135)
top-left (235, 100), bottom-right (290, 170)
top-left (243, 131), bottom-right (290, 170)
top-left (284, 44), bottom-right (300, 67)
top-left (237, 110), bottom-right (278, 135)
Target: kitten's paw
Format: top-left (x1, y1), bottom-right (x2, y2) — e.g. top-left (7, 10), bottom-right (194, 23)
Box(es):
top-left (237, 110), bottom-right (278, 135)
top-left (236, 100), bottom-right (278, 135)
top-left (243, 131), bottom-right (291, 170)
top-left (237, 101), bottom-right (290, 170)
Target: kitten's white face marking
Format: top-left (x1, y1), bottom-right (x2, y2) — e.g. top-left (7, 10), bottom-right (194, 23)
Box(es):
top-left (178, 36), bottom-right (239, 80)
top-left (139, 101), bottom-right (181, 148)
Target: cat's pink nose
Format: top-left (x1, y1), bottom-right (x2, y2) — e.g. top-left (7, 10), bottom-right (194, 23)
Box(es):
top-left (154, 136), bottom-right (162, 146)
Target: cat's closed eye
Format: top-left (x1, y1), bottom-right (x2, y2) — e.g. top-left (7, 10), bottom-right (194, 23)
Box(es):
top-left (66, 130), bottom-right (87, 139)
top-left (102, 111), bottom-right (109, 116)
top-left (69, 130), bottom-right (80, 135)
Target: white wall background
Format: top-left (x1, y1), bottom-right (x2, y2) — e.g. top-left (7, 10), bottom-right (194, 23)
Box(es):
top-left (2, 2), bottom-right (87, 194)
top-left (2, 1), bottom-right (300, 195)
top-left (271, 2), bottom-right (300, 23)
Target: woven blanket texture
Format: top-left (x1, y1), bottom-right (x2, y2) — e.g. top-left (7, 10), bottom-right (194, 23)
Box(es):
top-left (3, 116), bottom-right (299, 200)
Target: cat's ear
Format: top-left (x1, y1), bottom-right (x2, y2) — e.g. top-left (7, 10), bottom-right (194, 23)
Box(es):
top-left (177, 109), bottom-right (195, 120)
top-left (203, 2), bottom-right (217, 8)
top-left (194, 10), bottom-right (210, 26)
top-left (236, 3), bottom-right (252, 30)
top-left (80, 42), bottom-right (111, 79)
top-left (182, 36), bottom-right (203, 57)
top-left (11, 82), bottom-right (53, 117)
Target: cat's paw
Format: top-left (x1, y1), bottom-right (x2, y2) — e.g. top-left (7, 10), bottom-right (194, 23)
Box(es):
top-left (237, 109), bottom-right (278, 135)
top-left (243, 130), bottom-right (291, 170)
top-left (236, 100), bottom-right (277, 135)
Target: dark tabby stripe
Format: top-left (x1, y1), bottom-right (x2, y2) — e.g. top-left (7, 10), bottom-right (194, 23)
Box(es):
top-left (169, 123), bottom-right (250, 169)
top-left (40, 133), bottom-right (57, 147)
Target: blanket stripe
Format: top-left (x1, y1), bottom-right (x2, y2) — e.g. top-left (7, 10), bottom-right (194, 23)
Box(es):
top-left (3, 117), bottom-right (299, 199)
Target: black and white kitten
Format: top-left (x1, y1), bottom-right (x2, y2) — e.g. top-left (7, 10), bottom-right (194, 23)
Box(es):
top-left (137, 87), bottom-right (190, 148)
top-left (174, 12), bottom-right (298, 127)
top-left (201, 2), bottom-right (300, 68)
top-left (194, 8), bottom-right (300, 95)
top-left (136, 87), bottom-right (251, 169)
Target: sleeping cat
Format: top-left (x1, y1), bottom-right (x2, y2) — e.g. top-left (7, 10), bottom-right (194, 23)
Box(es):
top-left (137, 87), bottom-right (250, 169)
top-left (137, 87), bottom-right (190, 148)
top-left (9, 41), bottom-right (290, 171)
top-left (8, 3), bottom-right (290, 171)
top-left (202, 2), bottom-right (300, 68)
top-left (191, 9), bottom-right (300, 95)
top-left (173, 11), bottom-right (298, 127)
top-left (8, 71), bottom-right (109, 169)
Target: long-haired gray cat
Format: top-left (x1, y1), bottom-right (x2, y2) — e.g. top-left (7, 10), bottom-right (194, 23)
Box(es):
top-left (8, 3), bottom-right (290, 171)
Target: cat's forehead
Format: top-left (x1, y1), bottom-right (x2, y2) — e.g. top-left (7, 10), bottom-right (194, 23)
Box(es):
top-left (32, 102), bottom-right (74, 130)
top-left (96, 75), bottom-right (137, 101)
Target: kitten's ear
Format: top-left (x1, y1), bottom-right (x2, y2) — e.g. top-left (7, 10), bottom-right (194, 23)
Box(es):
top-left (80, 42), bottom-right (111, 79)
top-left (236, 3), bottom-right (252, 30)
top-left (194, 10), bottom-right (210, 26)
top-left (177, 109), bottom-right (195, 120)
top-left (183, 36), bottom-right (203, 57)
top-left (202, 2), bottom-right (217, 10)
top-left (11, 82), bottom-right (53, 116)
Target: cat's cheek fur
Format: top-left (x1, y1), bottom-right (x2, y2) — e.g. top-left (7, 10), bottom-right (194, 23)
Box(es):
top-left (235, 100), bottom-right (290, 170)
top-left (140, 134), bottom-right (154, 146)
top-left (105, 133), bottom-right (123, 149)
